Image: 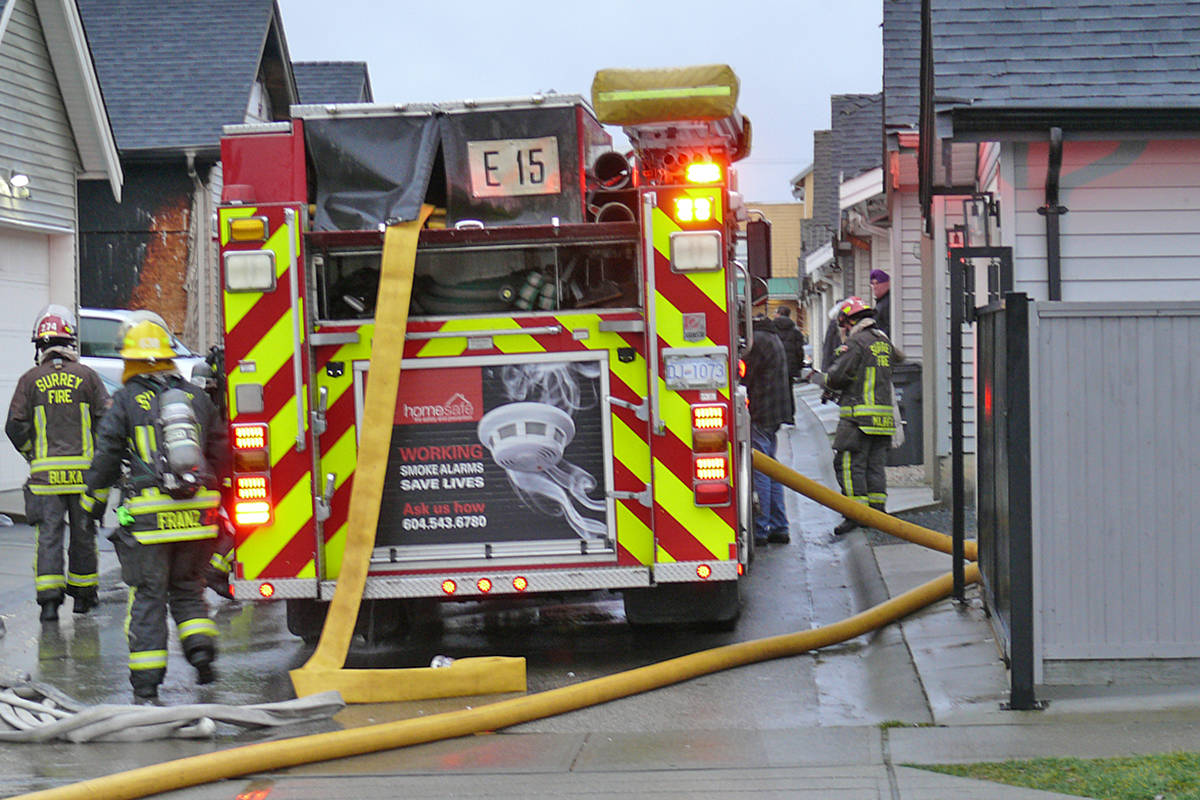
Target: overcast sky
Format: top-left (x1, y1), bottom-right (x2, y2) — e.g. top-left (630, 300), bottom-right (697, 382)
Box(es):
top-left (279, 1), bottom-right (883, 204)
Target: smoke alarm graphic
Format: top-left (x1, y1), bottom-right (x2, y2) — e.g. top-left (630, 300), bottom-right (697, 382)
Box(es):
top-left (477, 401), bottom-right (606, 541)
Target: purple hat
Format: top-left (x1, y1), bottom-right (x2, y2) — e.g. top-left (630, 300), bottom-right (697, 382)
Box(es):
top-left (870, 269), bottom-right (889, 283)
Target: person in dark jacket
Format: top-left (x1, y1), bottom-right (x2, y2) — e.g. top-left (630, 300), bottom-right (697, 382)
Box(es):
top-left (870, 269), bottom-right (892, 338)
top-left (771, 306), bottom-right (806, 382)
top-left (82, 312), bottom-right (229, 705)
top-left (743, 316), bottom-right (794, 545)
top-left (6, 305), bottom-right (110, 622)
top-left (808, 297), bottom-right (903, 536)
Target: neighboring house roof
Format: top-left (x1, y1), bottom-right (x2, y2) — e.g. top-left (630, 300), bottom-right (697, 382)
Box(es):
top-left (293, 61), bottom-right (373, 104)
top-left (832, 94), bottom-right (882, 184)
top-left (76, 0), bottom-right (296, 156)
top-left (932, 0), bottom-right (1200, 134)
top-left (883, 0), bottom-right (921, 134)
top-left (0, 0), bottom-right (122, 199)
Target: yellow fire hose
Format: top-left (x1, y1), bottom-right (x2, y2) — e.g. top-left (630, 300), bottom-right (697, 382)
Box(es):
top-left (752, 450), bottom-right (978, 562)
top-left (12, 259), bottom-right (984, 799)
top-left (288, 208), bottom-right (525, 702)
top-left (15, 559), bottom-right (979, 800)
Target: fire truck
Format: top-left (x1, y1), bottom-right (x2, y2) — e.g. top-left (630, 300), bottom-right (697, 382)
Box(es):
top-left (216, 65), bottom-right (766, 641)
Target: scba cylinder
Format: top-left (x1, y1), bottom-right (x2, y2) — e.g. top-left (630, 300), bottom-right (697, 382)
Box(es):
top-left (160, 388), bottom-right (203, 493)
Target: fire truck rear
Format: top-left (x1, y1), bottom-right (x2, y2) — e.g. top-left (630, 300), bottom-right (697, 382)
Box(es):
top-left (217, 65), bottom-right (764, 641)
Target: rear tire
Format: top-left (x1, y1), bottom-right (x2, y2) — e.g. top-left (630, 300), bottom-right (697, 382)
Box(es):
top-left (286, 598), bottom-right (415, 645)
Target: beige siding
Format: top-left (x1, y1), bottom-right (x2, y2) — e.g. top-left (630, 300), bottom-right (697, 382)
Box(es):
top-left (0, 0), bottom-right (79, 231)
top-left (747, 202), bottom-right (805, 279)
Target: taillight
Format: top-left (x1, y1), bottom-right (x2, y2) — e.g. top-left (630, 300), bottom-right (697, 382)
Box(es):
top-left (232, 423), bottom-right (272, 527)
top-left (512, 576), bottom-right (529, 592)
top-left (691, 404), bottom-right (731, 506)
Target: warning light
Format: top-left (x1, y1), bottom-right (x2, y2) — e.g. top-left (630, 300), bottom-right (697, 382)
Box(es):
top-left (476, 577), bottom-right (493, 594)
top-left (696, 564), bottom-right (712, 580)
top-left (234, 424), bottom-right (267, 449)
top-left (692, 405), bottom-right (726, 430)
top-left (236, 476), bottom-right (267, 499)
top-left (234, 501), bottom-right (270, 526)
top-left (228, 216), bottom-right (267, 242)
top-left (441, 579), bottom-right (458, 595)
top-left (694, 455), bottom-right (728, 481)
top-left (738, 359), bottom-right (746, 378)
top-left (737, 563), bottom-right (745, 576)
top-left (512, 575), bottom-right (529, 592)
top-left (686, 162), bottom-right (722, 184)
top-left (258, 582), bottom-right (275, 598)
top-left (673, 196), bottom-right (714, 223)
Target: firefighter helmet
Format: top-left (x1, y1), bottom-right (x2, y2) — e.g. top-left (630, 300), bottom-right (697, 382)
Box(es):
top-left (31, 304), bottom-right (77, 346)
top-left (837, 296), bottom-right (874, 326)
top-left (118, 311), bottom-right (178, 361)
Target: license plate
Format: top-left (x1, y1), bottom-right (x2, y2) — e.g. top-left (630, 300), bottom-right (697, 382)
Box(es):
top-left (664, 353), bottom-right (729, 390)
top-left (467, 136), bottom-right (561, 198)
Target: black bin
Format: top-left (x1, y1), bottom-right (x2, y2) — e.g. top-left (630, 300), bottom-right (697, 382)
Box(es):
top-left (888, 361), bottom-right (922, 466)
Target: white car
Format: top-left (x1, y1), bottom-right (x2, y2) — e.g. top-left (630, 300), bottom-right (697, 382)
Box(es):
top-left (78, 308), bottom-right (208, 388)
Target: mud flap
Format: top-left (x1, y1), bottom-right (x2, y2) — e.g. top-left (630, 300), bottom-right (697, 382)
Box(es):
top-left (623, 579), bottom-right (741, 629)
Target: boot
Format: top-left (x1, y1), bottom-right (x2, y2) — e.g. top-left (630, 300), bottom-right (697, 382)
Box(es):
top-left (38, 601), bottom-right (60, 623)
top-left (192, 649), bottom-right (217, 685)
top-left (73, 592), bottom-right (99, 614)
top-left (832, 517), bottom-right (858, 537)
top-left (132, 686), bottom-right (160, 706)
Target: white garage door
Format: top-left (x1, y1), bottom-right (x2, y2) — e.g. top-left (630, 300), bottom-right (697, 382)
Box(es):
top-left (0, 228), bottom-right (51, 495)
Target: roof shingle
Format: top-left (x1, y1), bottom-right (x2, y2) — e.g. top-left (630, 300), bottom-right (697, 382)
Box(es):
top-left (293, 61), bottom-right (373, 104)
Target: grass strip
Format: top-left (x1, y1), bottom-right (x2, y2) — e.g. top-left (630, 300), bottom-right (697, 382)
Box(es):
top-left (916, 751), bottom-right (1200, 799)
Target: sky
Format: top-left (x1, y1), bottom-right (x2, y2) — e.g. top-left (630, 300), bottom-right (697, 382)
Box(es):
top-left (278, 0), bottom-right (883, 204)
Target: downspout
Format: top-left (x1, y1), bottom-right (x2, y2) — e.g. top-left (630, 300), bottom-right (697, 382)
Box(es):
top-left (1038, 127), bottom-right (1067, 301)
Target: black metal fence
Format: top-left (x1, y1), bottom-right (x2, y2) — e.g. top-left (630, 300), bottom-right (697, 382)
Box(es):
top-left (975, 293), bottom-right (1037, 710)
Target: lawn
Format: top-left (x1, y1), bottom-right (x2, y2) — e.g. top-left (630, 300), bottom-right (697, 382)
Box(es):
top-left (917, 752), bottom-right (1200, 799)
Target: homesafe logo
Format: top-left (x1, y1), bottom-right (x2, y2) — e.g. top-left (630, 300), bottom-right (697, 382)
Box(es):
top-left (394, 366), bottom-right (483, 426)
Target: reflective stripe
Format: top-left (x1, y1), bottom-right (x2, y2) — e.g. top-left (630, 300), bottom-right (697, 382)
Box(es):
top-left (840, 452), bottom-right (868, 503)
top-left (67, 571), bottom-right (98, 588)
top-left (134, 425), bottom-right (156, 462)
top-left (134, 527), bottom-right (218, 544)
top-left (124, 488), bottom-right (221, 515)
top-left (31, 456), bottom-right (91, 470)
top-left (210, 550), bottom-right (232, 573)
top-left (129, 649), bottom-right (168, 671)
top-left (596, 85), bottom-right (732, 102)
top-left (34, 406), bottom-right (47, 461)
top-left (865, 366), bottom-right (876, 407)
top-left (178, 618), bottom-right (218, 640)
top-left (35, 574), bottom-right (66, 591)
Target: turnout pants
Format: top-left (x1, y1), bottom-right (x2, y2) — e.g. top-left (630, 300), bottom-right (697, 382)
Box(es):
top-left (111, 529), bottom-right (218, 694)
top-left (832, 421), bottom-right (890, 513)
top-left (32, 493), bottom-right (98, 606)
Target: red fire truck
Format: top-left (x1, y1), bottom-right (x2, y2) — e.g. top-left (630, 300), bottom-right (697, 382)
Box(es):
top-left (217, 65), bottom-right (765, 641)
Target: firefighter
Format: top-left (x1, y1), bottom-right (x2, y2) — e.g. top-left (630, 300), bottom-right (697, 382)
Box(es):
top-left (82, 312), bottom-right (229, 704)
top-left (5, 305), bottom-right (110, 622)
top-left (808, 297), bottom-right (903, 536)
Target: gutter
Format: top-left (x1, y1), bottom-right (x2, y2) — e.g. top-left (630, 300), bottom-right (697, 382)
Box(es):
top-left (1037, 127), bottom-right (1066, 301)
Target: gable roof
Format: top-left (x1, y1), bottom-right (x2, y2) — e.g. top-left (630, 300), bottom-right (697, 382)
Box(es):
top-left (0, 0), bottom-right (122, 199)
top-left (76, 0), bottom-right (296, 157)
top-left (832, 93), bottom-right (882, 183)
top-left (932, 0), bottom-right (1200, 134)
top-left (883, 0), bottom-right (921, 135)
top-left (293, 61), bottom-right (373, 104)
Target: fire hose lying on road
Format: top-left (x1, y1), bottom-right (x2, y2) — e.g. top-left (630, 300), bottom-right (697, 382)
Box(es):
top-left (0, 683), bottom-right (344, 743)
top-left (13, 448), bottom-right (980, 800)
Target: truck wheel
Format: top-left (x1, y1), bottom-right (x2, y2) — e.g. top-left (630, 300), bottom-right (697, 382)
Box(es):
top-left (623, 579), bottom-right (741, 630)
top-left (286, 599), bottom-right (327, 645)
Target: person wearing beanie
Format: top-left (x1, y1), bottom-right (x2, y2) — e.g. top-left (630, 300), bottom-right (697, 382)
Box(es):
top-left (870, 269), bottom-right (892, 338)
top-left (770, 306), bottom-right (806, 382)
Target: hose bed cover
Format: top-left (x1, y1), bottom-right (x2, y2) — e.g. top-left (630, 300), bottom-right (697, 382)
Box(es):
top-left (591, 64), bottom-right (740, 125)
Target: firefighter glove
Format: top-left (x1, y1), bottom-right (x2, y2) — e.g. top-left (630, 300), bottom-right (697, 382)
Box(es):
top-left (116, 506), bottom-right (135, 527)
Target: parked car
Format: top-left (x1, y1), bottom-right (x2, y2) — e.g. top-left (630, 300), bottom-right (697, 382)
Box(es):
top-left (78, 308), bottom-right (207, 387)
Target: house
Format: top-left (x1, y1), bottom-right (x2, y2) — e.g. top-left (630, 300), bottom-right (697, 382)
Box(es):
top-left (801, 95), bottom-right (887, 369)
top-left (293, 61), bottom-right (373, 104)
top-left (74, 0), bottom-right (299, 352)
top-left (916, 0), bottom-right (1200, 690)
top-left (0, 0), bottom-right (122, 514)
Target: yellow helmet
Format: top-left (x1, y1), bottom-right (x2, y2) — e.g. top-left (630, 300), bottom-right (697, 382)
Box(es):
top-left (118, 311), bottom-right (178, 361)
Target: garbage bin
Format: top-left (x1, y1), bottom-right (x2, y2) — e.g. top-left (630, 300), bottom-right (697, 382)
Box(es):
top-left (888, 361), bottom-right (922, 466)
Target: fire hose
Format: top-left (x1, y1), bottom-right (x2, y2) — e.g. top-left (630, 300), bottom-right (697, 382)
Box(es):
top-left (13, 450), bottom-right (979, 800)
